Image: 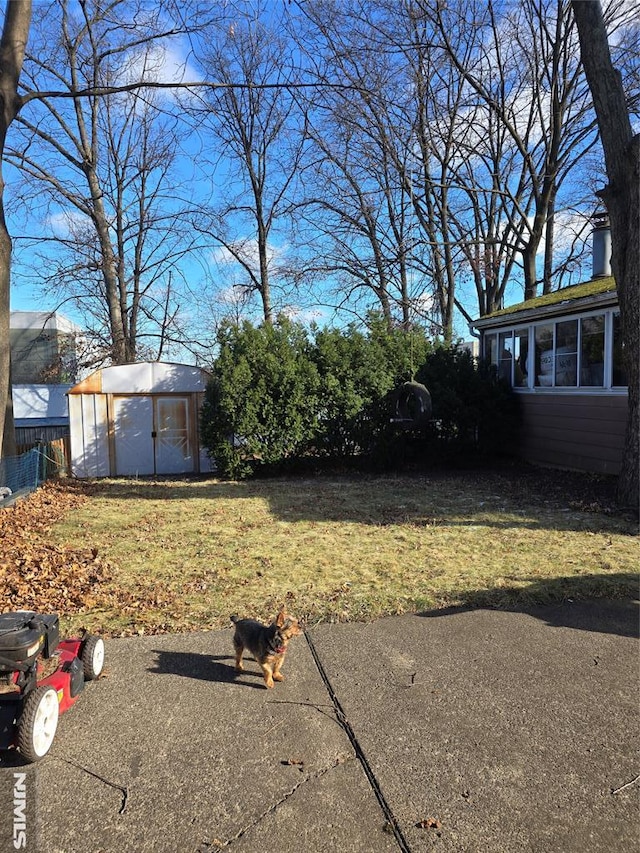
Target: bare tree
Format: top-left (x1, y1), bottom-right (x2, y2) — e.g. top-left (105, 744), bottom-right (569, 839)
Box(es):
top-left (292, 0), bottom-right (453, 336)
top-left (188, 5), bottom-right (306, 325)
top-left (572, 0), bottom-right (639, 510)
top-left (293, 70), bottom-right (418, 332)
top-left (7, 0), bottom-right (200, 365)
top-left (0, 0), bottom-right (31, 458)
top-left (0, 0), bottom-right (358, 456)
top-left (429, 0), bottom-right (600, 303)
top-left (293, 0), bottom-right (602, 334)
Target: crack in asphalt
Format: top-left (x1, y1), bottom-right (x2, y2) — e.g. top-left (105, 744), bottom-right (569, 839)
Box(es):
top-left (265, 697), bottom-right (344, 726)
top-left (199, 754), bottom-right (353, 850)
top-left (58, 758), bottom-right (129, 814)
top-left (304, 630), bottom-right (413, 853)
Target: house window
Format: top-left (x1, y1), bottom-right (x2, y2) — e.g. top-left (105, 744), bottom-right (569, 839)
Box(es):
top-left (514, 328), bottom-right (529, 387)
top-left (555, 320), bottom-right (578, 386)
top-left (498, 331), bottom-right (514, 383)
top-left (485, 333), bottom-right (498, 367)
top-left (535, 324), bottom-right (554, 387)
top-left (481, 308), bottom-right (626, 391)
top-left (580, 315), bottom-right (604, 387)
top-left (612, 312), bottom-right (627, 386)
top-left (492, 329), bottom-right (529, 387)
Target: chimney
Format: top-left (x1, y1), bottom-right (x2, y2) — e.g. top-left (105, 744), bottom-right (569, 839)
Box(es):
top-left (592, 213), bottom-right (611, 277)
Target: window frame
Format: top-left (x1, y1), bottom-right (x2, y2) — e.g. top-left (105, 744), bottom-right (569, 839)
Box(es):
top-left (482, 306), bottom-right (626, 393)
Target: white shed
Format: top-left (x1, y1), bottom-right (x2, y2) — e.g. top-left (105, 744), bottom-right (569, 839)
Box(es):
top-left (68, 362), bottom-right (212, 478)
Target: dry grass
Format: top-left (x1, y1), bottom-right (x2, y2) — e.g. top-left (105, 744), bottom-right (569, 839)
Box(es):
top-left (46, 470), bottom-right (639, 637)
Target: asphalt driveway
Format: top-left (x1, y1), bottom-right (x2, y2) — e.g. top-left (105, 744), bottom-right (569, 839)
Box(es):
top-left (0, 599), bottom-right (638, 852)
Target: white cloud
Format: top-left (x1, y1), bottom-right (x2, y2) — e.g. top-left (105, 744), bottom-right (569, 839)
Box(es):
top-left (218, 284), bottom-right (252, 306)
top-left (210, 246), bottom-right (236, 266)
top-left (114, 39), bottom-right (201, 103)
top-left (280, 304), bottom-right (327, 324)
top-left (46, 209), bottom-right (92, 239)
top-left (209, 239), bottom-right (289, 274)
top-left (534, 210), bottom-right (591, 257)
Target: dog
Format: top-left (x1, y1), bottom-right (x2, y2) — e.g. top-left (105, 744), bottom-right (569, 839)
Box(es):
top-left (230, 607), bottom-right (303, 688)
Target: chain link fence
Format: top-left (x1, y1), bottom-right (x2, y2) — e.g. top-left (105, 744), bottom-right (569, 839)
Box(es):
top-left (0, 440), bottom-right (69, 504)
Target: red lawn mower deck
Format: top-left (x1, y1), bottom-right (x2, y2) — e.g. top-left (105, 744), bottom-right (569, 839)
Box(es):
top-left (0, 611), bottom-right (104, 762)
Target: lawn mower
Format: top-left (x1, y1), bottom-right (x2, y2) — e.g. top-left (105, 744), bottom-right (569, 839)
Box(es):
top-left (0, 611), bottom-right (104, 762)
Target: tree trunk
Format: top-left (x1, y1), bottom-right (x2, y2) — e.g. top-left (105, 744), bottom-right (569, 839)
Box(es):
top-left (85, 164), bottom-right (128, 363)
top-left (572, 0), bottom-right (639, 511)
top-left (0, 203), bottom-right (15, 457)
top-left (0, 0), bottom-right (32, 459)
top-left (257, 220), bottom-right (272, 326)
top-left (522, 242), bottom-right (538, 302)
top-left (543, 204), bottom-right (555, 294)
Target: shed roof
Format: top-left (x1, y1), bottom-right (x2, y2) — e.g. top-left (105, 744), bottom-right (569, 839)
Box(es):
top-left (68, 362), bottom-right (211, 395)
top-left (472, 276), bottom-right (617, 330)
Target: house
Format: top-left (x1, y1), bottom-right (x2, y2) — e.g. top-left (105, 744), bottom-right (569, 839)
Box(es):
top-left (13, 384), bottom-right (73, 445)
top-left (472, 223), bottom-right (628, 475)
top-left (68, 361), bottom-right (212, 478)
top-left (10, 311), bottom-right (90, 445)
top-left (10, 311), bottom-right (86, 384)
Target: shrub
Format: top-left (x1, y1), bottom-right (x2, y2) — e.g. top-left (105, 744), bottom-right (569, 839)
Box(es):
top-left (311, 317), bottom-right (432, 457)
top-left (414, 345), bottom-right (521, 461)
top-left (200, 318), bottom-right (319, 478)
top-left (201, 319), bottom-right (517, 478)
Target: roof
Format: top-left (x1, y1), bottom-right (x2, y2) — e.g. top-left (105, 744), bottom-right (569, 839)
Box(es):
top-left (472, 276), bottom-right (617, 330)
top-left (10, 311), bottom-right (82, 333)
top-left (68, 361), bottom-right (211, 395)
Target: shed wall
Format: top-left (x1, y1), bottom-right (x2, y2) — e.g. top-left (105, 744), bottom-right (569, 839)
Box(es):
top-left (67, 363), bottom-right (212, 478)
top-left (518, 393), bottom-right (628, 475)
top-left (69, 393), bottom-right (110, 478)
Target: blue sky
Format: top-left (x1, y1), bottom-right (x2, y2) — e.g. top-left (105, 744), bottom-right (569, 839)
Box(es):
top-left (6, 0), bottom-right (614, 358)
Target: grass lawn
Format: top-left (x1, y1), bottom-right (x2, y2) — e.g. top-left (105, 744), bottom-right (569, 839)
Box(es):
top-left (44, 468), bottom-right (639, 637)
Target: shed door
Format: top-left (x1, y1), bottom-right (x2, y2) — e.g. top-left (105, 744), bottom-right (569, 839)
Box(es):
top-left (155, 397), bottom-right (193, 474)
top-left (113, 396), bottom-right (154, 476)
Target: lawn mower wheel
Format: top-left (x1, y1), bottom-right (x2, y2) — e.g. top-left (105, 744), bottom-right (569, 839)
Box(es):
top-left (17, 685), bottom-right (60, 762)
top-left (81, 635), bottom-right (105, 681)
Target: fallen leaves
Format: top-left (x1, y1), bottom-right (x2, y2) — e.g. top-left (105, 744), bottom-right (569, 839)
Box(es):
top-left (0, 481), bottom-right (177, 634)
top-left (416, 816), bottom-right (442, 830)
top-left (0, 481), bottom-right (110, 614)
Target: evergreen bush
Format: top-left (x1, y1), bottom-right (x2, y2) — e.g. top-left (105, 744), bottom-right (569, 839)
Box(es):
top-left (201, 319), bottom-right (518, 478)
top-left (415, 346), bottom-right (521, 461)
top-left (200, 318), bottom-right (319, 478)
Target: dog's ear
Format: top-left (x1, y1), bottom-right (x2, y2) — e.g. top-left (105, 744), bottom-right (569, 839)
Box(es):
top-left (276, 606), bottom-right (286, 627)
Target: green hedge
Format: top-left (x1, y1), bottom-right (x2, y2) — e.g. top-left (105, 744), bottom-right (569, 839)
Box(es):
top-left (200, 319), bottom-right (320, 479)
top-left (414, 347), bottom-right (521, 462)
top-left (201, 317), bottom-right (518, 478)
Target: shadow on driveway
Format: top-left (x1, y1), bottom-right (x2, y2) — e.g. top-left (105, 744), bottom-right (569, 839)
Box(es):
top-left (418, 594), bottom-right (639, 639)
top-left (147, 650), bottom-right (266, 689)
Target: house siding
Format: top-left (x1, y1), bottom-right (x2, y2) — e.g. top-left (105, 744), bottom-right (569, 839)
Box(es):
top-left (518, 393), bottom-right (627, 475)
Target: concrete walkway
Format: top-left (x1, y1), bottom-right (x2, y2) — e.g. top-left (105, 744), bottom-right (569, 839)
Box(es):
top-left (1, 600), bottom-right (638, 852)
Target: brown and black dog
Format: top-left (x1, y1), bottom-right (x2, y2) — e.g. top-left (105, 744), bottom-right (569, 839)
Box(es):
top-left (230, 608), bottom-right (303, 689)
